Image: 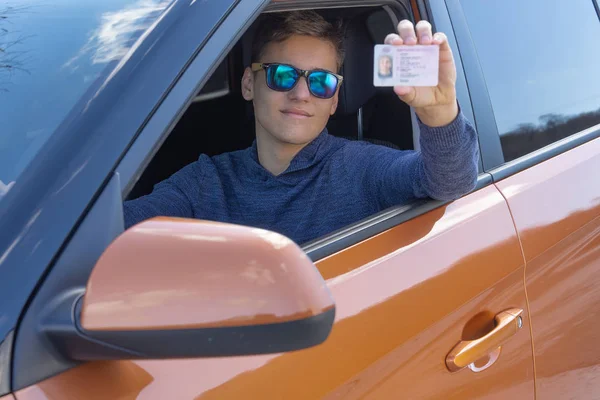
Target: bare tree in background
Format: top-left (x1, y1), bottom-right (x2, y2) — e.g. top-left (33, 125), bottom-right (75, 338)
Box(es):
top-left (0, 4), bottom-right (32, 92)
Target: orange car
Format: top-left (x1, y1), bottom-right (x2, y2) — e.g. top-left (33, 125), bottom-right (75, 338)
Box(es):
top-left (1, 0), bottom-right (599, 399)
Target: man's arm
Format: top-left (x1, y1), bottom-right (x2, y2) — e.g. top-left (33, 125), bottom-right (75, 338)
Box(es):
top-left (352, 19), bottom-right (479, 207)
top-left (346, 108), bottom-right (478, 209)
top-left (123, 162), bottom-right (199, 229)
top-left (413, 109), bottom-right (479, 200)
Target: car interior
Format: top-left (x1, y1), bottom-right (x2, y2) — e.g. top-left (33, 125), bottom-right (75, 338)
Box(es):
top-left (127, 5), bottom-right (417, 210)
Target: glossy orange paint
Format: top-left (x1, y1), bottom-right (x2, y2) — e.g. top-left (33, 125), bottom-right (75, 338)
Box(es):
top-left (81, 218), bottom-right (334, 331)
top-left (17, 185), bottom-right (535, 399)
top-left (16, 361), bottom-right (154, 400)
top-left (496, 135), bottom-right (600, 399)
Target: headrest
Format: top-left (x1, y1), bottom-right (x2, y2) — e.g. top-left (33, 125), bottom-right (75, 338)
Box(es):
top-left (335, 16), bottom-right (377, 115)
top-left (335, 10), bottom-right (396, 116)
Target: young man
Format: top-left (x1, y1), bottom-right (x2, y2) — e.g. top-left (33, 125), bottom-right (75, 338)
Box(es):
top-left (124, 11), bottom-right (479, 244)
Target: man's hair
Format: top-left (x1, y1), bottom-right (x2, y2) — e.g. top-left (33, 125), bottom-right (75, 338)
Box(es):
top-left (251, 11), bottom-right (345, 71)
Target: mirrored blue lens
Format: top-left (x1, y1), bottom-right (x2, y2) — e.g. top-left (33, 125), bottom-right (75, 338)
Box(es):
top-left (308, 71), bottom-right (338, 98)
top-left (267, 64), bottom-right (298, 91)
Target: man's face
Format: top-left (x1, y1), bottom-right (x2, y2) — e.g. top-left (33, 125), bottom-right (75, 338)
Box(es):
top-left (242, 35), bottom-right (340, 146)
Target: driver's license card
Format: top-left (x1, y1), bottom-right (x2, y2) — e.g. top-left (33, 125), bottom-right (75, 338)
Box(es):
top-left (373, 44), bottom-right (439, 87)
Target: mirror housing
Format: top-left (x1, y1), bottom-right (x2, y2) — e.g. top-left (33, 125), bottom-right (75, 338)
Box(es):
top-left (46, 218), bottom-right (335, 360)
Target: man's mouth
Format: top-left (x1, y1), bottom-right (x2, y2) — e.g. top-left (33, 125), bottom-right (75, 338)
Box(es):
top-left (281, 108), bottom-right (312, 118)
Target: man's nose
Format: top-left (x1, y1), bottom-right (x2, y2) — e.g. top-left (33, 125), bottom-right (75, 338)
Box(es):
top-left (288, 76), bottom-right (311, 101)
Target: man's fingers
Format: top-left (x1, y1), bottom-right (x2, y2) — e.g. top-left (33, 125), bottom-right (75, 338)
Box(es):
top-left (397, 20), bottom-right (417, 45)
top-left (394, 86), bottom-right (416, 102)
top-left (433, 32), bottom-right (450, 51)
top-left (392, 20), bottom-right (438, 46)
top-left (415, 20), bottom-right (433, 45)
top-left (384, 33), bottom-right (403, 45)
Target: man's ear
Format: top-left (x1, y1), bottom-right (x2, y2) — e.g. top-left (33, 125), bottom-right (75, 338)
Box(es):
top-left (330, 92), bottom-right (339, 115)
top-left (241, 67), bottom-right (254, 101)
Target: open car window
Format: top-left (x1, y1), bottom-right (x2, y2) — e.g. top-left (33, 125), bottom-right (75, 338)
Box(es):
top-left (127, 6), bottom-right (415, 201)
top-left (122, 2), bottom-right (481, 253)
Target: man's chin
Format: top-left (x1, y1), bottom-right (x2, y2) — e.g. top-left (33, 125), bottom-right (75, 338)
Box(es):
top-left (277, 130), bottom-right (321, 146)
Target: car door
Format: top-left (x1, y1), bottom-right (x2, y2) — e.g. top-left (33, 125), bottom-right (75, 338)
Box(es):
top-left (9, 1), bottom-right (535, 399)
top-left (15, 187), bottom-right (536, 400)
top-left (498, 136), bottom-right (600, 400)
top-left (456, 0), bottom-right (600, 398)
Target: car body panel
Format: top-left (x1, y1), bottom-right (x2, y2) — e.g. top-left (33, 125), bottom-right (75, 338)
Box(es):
top-left (496, 136), bottom-right (600, 398)
top-left (15, 185), bottom-right (535, 399)
top-left (15, 362), bottom-right (153, 400)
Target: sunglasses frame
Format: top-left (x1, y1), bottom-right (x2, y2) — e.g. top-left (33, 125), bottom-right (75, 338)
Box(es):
top-left (251, 62), bottom-right (343, 99)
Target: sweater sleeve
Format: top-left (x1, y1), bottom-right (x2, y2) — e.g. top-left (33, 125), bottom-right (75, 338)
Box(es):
top-left (347, 109), bottom-right (479, 210)
top-left (123, 161), bottom-right (201, 229)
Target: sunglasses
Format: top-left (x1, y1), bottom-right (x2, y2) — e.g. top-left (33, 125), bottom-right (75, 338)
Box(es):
top-left (251, 63), bottom-right (343, 99)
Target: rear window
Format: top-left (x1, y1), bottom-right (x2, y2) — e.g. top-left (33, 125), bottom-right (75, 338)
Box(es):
top-left (461, 0), bottom-right (600, 162)
top-left (0, 0), bottom-right (171, 198)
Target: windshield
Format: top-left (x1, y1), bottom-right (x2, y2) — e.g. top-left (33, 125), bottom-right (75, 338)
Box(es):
top-left (0, 0), bottom-right (171, 198)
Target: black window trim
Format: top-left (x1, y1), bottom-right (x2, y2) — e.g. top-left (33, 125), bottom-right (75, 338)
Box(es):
top-left (426, 0), bottom-right (483, 172)
top-left (264, 0), bottom-right (410, 12)
top-left (443, 0), bottom-right (505, 171)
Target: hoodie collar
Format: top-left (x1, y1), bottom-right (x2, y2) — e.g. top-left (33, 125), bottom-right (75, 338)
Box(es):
top-left (248, 128), bottom-right (332, 180)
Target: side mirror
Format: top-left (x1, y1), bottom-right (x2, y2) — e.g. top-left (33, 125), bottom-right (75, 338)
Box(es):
top-left (47, 218), bottom-right (335, 360)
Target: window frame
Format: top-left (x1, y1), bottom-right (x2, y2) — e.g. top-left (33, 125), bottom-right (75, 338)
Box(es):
top-left (447, 0), bottom-right (600, 181)
top-left (118, 0), bottom-right (489, 262)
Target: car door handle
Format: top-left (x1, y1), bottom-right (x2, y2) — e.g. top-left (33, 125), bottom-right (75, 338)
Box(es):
top-left (446, 308), bottom-right (523, 372)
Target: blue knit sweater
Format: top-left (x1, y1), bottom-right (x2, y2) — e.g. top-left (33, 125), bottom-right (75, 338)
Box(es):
top-left (124, 112), bottom-right (479, 244)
